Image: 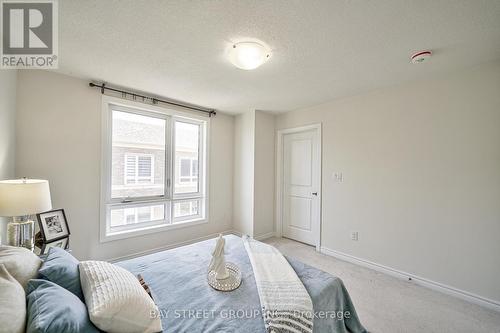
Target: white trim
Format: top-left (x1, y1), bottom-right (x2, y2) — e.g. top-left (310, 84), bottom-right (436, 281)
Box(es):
top-left (230, 229), bottom-right (243, 237)
top-left (107, 229), bottom-right (237, 263)
top-left (113, 142), bottom-right (164, 150)
top-left (103, 218), bottom-right (208, 243)
top-left (227, 230), bottom-right (278, 240)
top-left (100, 98), bottom-right (112, 243)
top-left (276, 123), bottom-right (322, 251)
top-left (254, 231), bottom-right (276, 241)
top-left (320, 246), bottom-right (500, 312)
top-left (172, 117), bottom-right (205, 198)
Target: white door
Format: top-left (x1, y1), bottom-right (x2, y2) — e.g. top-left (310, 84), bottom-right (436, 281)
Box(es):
top-left (281, 127), bottom-right (320, 246)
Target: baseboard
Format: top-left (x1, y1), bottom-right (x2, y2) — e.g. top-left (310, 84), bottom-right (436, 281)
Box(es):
top-left (320, 246), bottom-right (500, 312)
top-left (254, 231), bottom-right (276, 241)
top-left (229, 229), bottom-right (242, 237)
top-left (107, 230), bottom-right (235, 263)
top-left (226, 230), bottom-right (275, 241)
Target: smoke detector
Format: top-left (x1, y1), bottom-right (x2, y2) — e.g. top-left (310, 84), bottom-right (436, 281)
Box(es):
top-left (411, 51), bottom-right (432, 64)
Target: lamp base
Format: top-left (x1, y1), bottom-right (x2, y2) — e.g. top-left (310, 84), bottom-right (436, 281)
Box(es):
top-left (7, 217), bottom-right (35, 250)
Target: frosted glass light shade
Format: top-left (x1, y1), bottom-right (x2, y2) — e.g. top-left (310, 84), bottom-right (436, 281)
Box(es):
top-left (228, 42), bottom-right (271, 70)
top-left (0, 179), bottom-right (52, 217)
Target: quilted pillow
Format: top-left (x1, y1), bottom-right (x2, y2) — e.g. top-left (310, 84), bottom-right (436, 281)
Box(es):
top-left (26, 279), bottom-right (100, 333)
top-left (38, 247), bottom-right (83, 300)
top-left (0, 245), bottom-right (42, 290)
top-left (0, 264), bottom-right (26, 333)
top-left (79, 261), bottom-right (162, 333)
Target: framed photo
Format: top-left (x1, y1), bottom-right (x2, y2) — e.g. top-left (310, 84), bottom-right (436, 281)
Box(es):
top-left (40, 237), bottom-right (69, 255)
top-left (37, 209), bottom-right (70, 242)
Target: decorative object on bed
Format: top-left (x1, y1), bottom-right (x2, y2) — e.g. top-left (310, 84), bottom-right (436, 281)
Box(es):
top-left (38, 247), bottom-right (83, 300)
top-left (0, 245), bottom-right (42, 290)
top-left (26, 279), bottom-right (100, 333)
top-left (208, 234), bottom-right (229, 279)
top-left (0, 178), bottom-right (52, 249)
top-left (0, 264), bottom-right (26, 333)
top-left (207, 234), bottom-right (242, 291)
top-left (36, 208), bottom-right (70, 243)
top-left (79, 260), bottom-right (162, 333)
top-left (243, 235), bottom-right (314, 333)
top-left (207, 261), bottom-right (242, 292)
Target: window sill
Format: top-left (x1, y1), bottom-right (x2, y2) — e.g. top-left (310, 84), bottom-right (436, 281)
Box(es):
top-left (100, 218), bottom-right (208, 243)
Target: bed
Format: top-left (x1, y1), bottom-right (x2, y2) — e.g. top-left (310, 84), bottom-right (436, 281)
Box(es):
top-left (116, 235), bottom-right (367, 333)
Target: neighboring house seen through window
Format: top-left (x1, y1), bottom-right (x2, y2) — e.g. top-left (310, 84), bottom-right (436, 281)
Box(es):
top-left (125, 154), bottom-right (154, 185)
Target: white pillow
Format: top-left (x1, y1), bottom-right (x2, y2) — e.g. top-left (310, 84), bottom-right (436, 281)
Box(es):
top-left (0, 264), bottom-right (26, 333)
top-left (79, 260), bottom-right (162, 333)
top-left (0, 245), bottom-right (42, 290)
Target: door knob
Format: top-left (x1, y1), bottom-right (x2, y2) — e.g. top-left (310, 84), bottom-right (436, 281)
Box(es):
top-left (312, 192), bottom-right (318, 196)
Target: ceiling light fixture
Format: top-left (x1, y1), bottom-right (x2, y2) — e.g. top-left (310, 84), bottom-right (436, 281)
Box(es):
top-left (228, 41), bottom-right (271, 70)
top-left (411, 50), bottom-right (432, 64)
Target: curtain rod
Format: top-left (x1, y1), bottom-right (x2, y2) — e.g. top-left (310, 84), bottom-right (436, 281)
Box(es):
top-left (88, 82), bottom-right (216, 117)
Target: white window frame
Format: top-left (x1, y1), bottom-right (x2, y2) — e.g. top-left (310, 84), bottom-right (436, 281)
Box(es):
top-left (172, 117), bottom-right (204, 197)
top-left (100, 95), bottom-right (209, 242)
top-left (124, 153), bottom-right (154, 185)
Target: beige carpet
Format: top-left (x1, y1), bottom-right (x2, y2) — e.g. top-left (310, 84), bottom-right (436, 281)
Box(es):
top-left (263, 237), bottom-right (500, 333)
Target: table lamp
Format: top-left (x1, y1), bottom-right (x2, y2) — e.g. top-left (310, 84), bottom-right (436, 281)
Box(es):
top-left (0, 178), bottom-right (52, 249)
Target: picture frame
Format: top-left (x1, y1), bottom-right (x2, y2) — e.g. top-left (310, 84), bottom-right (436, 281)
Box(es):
top-left (40, 237), bottom-right (69, 255)
top-left (37, 209), bottom-right (71, 242)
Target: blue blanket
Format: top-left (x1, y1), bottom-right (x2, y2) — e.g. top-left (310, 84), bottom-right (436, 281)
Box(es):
top-left (116, 235), bottom-right (367, 333)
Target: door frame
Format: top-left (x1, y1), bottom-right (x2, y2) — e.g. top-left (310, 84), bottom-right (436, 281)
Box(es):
top-left (276, 123), bottom-right (322, 251)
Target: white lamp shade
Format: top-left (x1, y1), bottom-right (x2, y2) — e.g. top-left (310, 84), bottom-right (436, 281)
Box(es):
top-left (0, 179), bottom-right (52, 217)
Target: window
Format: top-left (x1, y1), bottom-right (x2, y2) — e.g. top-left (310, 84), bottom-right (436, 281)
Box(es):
top-left (111, 111), bottom-right (165, 199)
top-left (174, 121), bottom-right (200, 194)
top-left (101, 97), bottom-right (208, 241)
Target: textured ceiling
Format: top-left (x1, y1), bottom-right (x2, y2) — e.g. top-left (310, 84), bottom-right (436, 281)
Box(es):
top-left (57, 0), bottom-right (500, 114)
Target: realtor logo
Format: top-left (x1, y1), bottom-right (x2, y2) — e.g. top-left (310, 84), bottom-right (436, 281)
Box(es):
top-left (1, 0), bottom-right (58, 68)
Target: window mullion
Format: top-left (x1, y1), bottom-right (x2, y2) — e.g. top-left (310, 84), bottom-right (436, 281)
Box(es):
top-left (165, 116), bottom-right (173, 224)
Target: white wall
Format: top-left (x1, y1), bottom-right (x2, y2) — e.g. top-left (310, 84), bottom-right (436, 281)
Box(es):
top-left (233, 111), bottom-right (255, 236)
top-left (15, 70), bottom-right (234, 260)
top-left (0, 70), bottom-right (17, 244)
top-left (276, 61), bottom-right (500, 304)
top-left (233, 110), bottom-right (276, 238)
top-left (253, 111), bottom-right (275, 237)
